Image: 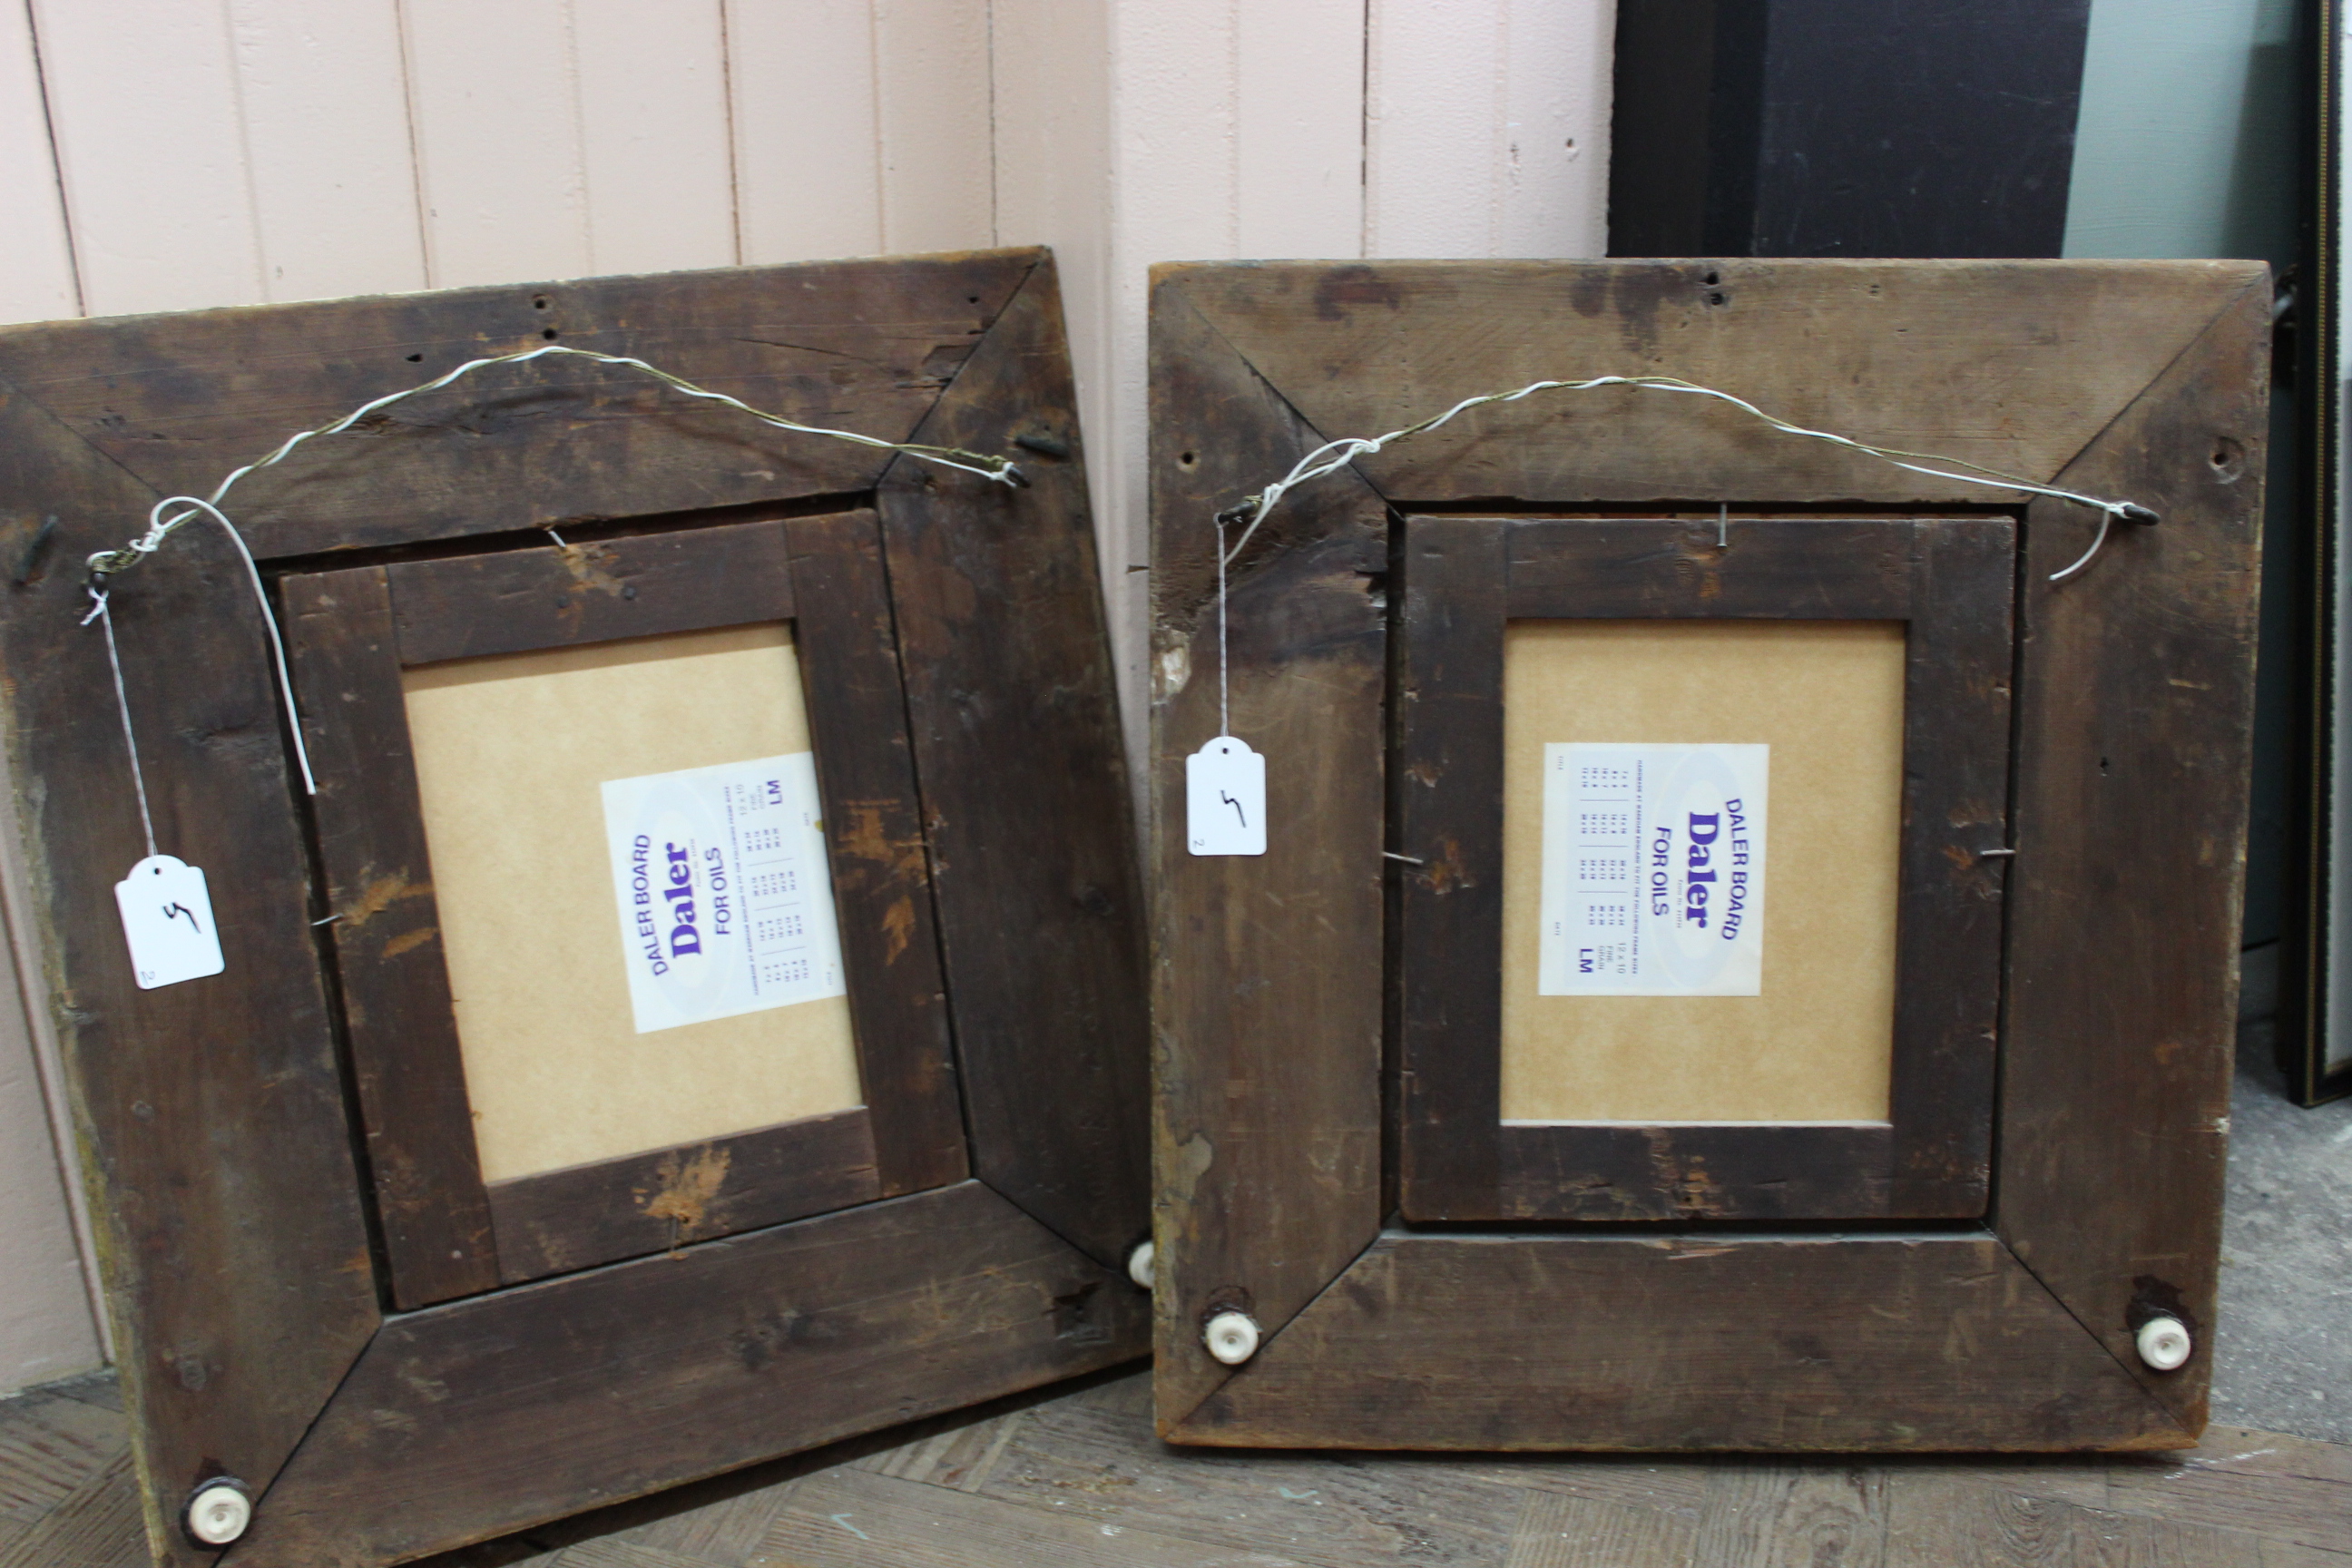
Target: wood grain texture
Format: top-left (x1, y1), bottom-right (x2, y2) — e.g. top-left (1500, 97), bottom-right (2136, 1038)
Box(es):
top-left (7, 1368), bottom-right (2347, 1568)
top-left (1507, 1488), bottom-right (1698, 1568)
top-left (876, 256), bottom-right (1151, 1263)
top-left (387, 519), bottom-right (797, 666)
top-left (972, 1373), bottom-right (1530, 1563)
top-left (1504, 515), bottom-right (1919, 618)
top-left (0, 251), bottom-right (1040, 561)
top-left (1885, 518), bottom-right (2014, 1213)
top-left (484, 1111), bottom-right (881, 1285)
top-left (309, 509), bottom-right (969, 1284)
top-left (1396, 514), bottom-right (2013, 1221)
top-left (1995, 272), bottom-right (2274, 1433)
top-left (227, 1181), bottom-right (1149, 1568)
top-left (283, 565), bottom-right (500, 1308)
top-left (0, 387), bottom-right (378, 1567)
top-left (1694, 1464), bottom-right (1888, 1568)
top-left (1394, 514), bottom-right (1508, 1214)
top-left (1171, 260), bottom-right (2267, 514)
top-left (785, 510), bottom-right (967, 1198)
top-left (1147, 276), bottom-right (1390, 1435)
top-left (1, 250), bottom-right (1148, 1563)
top-left (1152, 259), bottom-right (2263, 1453)
top-left (1171, 1233), bottom-right (2189, 1451)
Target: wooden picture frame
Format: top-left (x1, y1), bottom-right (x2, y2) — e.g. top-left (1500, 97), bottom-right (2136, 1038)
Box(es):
top-left (1396, 514), bottom-right (2014, 1222)
top-left (1150, 260), bottom-right (2268, 1451)
top-left (0, 249), bottom-right (1149, 1566)
top-left (284, 511), bottom-right (969, 1303)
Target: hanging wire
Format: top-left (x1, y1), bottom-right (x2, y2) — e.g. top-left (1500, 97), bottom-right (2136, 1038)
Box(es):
top-left (76, 343), bottom-right (1032, 799)
top-left (85, 342), bottom-right (1027, 582)
top-left (1211, 373), bottom-right (2158, 583)
top-left (90, 591), bottom-right (156, 860)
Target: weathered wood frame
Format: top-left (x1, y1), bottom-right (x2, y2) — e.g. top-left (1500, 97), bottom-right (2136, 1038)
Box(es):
top-left (1396, 514), bottom-right (2015, 1223)
top-left (284, 511), bottom-right (970, 1305)
top-left (0, 249), bottom-right (1149, 1567)
top-left (1149, 260), bottom-right (2269, 1451)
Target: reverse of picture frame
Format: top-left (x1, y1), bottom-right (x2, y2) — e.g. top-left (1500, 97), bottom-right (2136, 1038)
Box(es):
top-left (0, 248), bottom-right (1150, 1567)
top-left (1150, 257), bottom-right (2269, 1451)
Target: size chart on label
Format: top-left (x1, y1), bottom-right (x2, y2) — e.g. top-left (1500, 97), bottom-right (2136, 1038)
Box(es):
top-left (601, 752), bottom-right (846, 1034)
top-left (1536, 742), bottom-right (1769, 997)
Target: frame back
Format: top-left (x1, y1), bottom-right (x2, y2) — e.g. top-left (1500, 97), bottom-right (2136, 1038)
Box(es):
top-left (1150, 258), bottom-right (2268, 1451)
top-left (0, 250), bottom-right (1149, 1565)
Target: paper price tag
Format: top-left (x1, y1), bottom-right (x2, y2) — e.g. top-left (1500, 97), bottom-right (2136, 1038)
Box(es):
top-left (1187, 736), bottom-right (1266, 856)
top-left (113, 855), bottom-right (225, 990)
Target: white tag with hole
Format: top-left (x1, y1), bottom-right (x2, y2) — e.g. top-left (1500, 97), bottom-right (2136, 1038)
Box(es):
top-left (1187, 737), bottom-right (1266, 856)
top-left (113, 855), bottom-right (225, 990)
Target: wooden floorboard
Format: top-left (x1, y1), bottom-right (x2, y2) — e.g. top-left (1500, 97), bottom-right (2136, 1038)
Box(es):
top-left (1, 1368), bottom-right (2342, 1567)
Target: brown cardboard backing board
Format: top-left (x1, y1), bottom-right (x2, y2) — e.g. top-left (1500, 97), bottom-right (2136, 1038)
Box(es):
top-left (0, 249), bottom-right (1149, 1565)
top-left (1499, 619), bottom-right (1905, 1124)
top-left (403, 622), bottom-right (864, 1184)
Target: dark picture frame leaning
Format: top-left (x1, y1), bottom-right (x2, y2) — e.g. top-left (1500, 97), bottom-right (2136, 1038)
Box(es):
top-left (1150, 259), bottom-right (2268, 1450)
top-left (0, 248), bottom-right (1148, 1567)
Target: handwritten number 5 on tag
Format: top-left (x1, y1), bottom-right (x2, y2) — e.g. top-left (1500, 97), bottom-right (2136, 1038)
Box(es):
top-left (1188, 737), bottom-right (1266, 857)
top-left (113, 855), bottom-right (225, 990)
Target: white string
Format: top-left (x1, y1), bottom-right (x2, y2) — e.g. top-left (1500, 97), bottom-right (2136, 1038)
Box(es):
top-left (83, 498), bottom-right (318, 796)
top-left (1216, 512), bottom-right (1230, 736)
top-left (85, 342), bottom-right (1026, 581)
top-left (90, 592), bottom-right (156, 860)
top-left (1212, 374), bottom-right (2155, 584)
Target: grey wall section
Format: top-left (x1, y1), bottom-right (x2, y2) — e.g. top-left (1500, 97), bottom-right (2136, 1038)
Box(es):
top-left (1608, 0), bottom-right (2090, 259)
top-left (2064, 0), bottom-right (2301, 263)
top-left (2065, 0), bottom-right (2301, 948)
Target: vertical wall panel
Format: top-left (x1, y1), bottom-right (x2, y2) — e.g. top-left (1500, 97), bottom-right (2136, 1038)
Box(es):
top-left (0, 1026), bottom-right (100, 1387)
top-left (1367, 0), bottom-right (1507, 255)
top-left (728, 0), bottom-right (884, 263)
top-left (0, 5), bottom-right (98, 1380)
top-left (574, 0), bottom-right (739, 275)
top-left (1366, 0), bottom-right (1613, 259)
top-left (229, 0), bottom-right (429, 303)
top-left (1099, 0), bottom-right (1240, 776)
top-left (875, 0), bottom-right (995, 253)
top-left (1085, 0), bottom-right (1377, 782)
top-left (1237, 0), bottom-right (1366, 258)
top-left (31, 0), bottom-right (264, 316)
top-left (402, 0), bottom-right (591, 289)
top-left (991, 0), bottom-right (1112, 524)
top-left (0, 2), bottom-right (77, 325)
top-left (994, 0), bottom-right (1119, 768)
top-left (1496, 0), bottom-right (1612, 259)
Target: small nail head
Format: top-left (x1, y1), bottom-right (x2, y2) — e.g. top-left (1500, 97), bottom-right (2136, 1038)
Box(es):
top-left (1126, 1240), bottom-right (1156, 1290)
top-left (1204, 1309), bottom-right (1259, 1365)
top-left (2135, 1315), bottom-right (2192, 1371)
top-left (185, 1479), bottom-right (252, 1545)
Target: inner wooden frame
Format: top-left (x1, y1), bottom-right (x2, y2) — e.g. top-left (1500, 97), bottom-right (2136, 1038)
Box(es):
top-left (285, 511), bottom-right (968, 1306)
top-left (1396, 514), bottom-right (2015, 1221)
